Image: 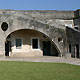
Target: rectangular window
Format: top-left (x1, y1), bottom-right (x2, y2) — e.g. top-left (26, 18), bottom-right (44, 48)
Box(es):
top-left (69, 44), bottom-right (71, 53)
top-left (32, 38), bottom-right (38, 49)
top-left (16, 39), bottom-right (22, 49)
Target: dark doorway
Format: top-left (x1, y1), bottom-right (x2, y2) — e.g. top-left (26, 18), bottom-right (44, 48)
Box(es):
top-left (76, 44), bottom-right (79, 58)
top-left (32, 39), bottom-right (38, 49)
top-left (5, 41), bottom-right (11, 56)
top-left (43, 41), bottom-right (50, 56)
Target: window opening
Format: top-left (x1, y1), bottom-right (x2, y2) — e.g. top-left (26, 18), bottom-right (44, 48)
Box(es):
top-left (16, 39), bottom-right (22, 49)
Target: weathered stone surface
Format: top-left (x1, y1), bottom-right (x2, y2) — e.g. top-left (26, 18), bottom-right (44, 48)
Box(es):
top-left (0, 9), bottom-right (79, 58)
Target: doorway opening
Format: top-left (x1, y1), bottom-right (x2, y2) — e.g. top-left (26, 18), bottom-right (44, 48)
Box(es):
top-left (75, 44), bottom-right (79, 58)
top-left (43, 40), bottom-right (59, 56)
top-left (43, 41), bottom-right (51, 56)
top-left (5, 41), bottom-right (11, 56)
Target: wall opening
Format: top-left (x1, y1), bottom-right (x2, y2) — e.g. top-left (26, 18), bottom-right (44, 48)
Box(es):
top-left (5, 41), bottom-right (11, 56)
top-left (43, 41), bottom-right (50, 56)
top-left (16, 39), bottom-right (22, 49)
top-left (74, 27), bottom-right (78, 30)
top-left (58, 37), bottom-right (63, 42)
top-left (1, 22), bottom-right (8, 31)
top-left (69, 44), bottom-right (71, 53)
top-left (5, 29), bottom-right (60, 57)
top-left (75, 44), bottom-right (79, 58)
top-left (32, 38), bottom-right (39, 49)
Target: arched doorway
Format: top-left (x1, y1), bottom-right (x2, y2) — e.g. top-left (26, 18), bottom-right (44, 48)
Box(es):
top-left (5, 29), bottom-right (60, 57)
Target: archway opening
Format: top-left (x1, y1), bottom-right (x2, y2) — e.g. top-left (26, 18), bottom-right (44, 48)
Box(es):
top-left (5, 29), bottom-right (60, 57)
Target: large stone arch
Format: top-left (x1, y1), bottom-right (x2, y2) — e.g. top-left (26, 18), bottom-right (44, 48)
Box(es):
top-left (6, 28), bottom-right (61, 56)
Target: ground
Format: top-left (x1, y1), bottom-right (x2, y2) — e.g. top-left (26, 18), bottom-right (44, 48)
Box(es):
top-left (0, 56), bottom-right (80, 65)
top-left (0, 61), bottom-right (80, 80)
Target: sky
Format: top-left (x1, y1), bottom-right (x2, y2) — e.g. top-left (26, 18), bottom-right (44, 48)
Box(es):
top-left (0, 0), bottom-right (80, 11)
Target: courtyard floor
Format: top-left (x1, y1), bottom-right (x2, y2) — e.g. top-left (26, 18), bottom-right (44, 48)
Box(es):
top-left (0, 56), bottom-right (80, 65)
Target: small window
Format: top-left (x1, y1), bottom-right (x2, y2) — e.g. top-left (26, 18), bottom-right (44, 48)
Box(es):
top-left (58, 37), bottom-right (63, 42)
top-left (16, 39), bottom-right (22, 49)
top-left (32, 38), bottom-right (39, 49)
top-left (69, 44), bottom-right (71, 53)
top-left (1, 22), bottom-right (8, 31)
top-left (74, 27), bottom-right (78, 30)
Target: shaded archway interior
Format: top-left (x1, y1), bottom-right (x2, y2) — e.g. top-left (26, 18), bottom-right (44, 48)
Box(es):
top-left (5, 29), bottom-right (59, 57)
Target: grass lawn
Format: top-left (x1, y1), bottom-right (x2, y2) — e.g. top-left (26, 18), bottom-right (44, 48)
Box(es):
top-left (0, 61), bottom-right (79, 80)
